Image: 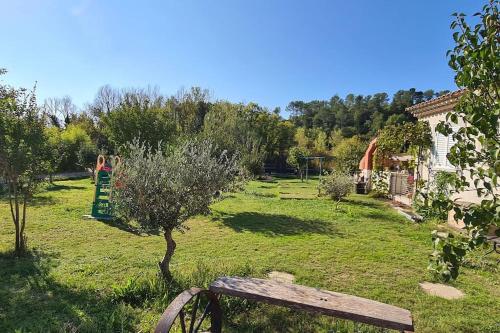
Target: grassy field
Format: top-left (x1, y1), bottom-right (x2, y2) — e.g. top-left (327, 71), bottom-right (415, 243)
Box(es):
top-left (0, 177), bottom-right (498, 332)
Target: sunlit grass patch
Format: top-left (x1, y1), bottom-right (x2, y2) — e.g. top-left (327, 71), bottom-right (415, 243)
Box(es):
top-left (0, 177), bottom-right (498, 332)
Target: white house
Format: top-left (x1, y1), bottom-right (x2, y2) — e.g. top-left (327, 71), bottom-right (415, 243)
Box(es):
top-left (405, 90), bottom-right (500, 232)
top-left (404, 90), bottom-right (484, 204)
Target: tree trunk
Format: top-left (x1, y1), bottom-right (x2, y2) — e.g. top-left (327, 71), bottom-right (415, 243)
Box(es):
top-left (13, 182), bottom-right (22, 255)
top-left (299, 169), bottom-right (303, 182)
top-left (159, 228), bottom-right (176, 280)
top-left (19, 193), bottom-right (27, 252)
top-left (415, 146), bottom-right (422, 192)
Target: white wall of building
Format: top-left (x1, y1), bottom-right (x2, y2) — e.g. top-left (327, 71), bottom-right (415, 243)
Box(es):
top-left (418, 113), bottom-right (483, 205)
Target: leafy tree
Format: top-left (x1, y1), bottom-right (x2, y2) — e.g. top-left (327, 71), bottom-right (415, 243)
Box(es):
top-left (373, 122), bottom-right (431, 171)
top-left (45, 126), bottom-right (64, 182)
top-left (77, 142), bottom-right (99, 180)
top-left (111, 139), bottom-right (240, 279)
top-left (312, 129), bottom-right (329, 156)
top-left (167, 87), bottom-right (210, 134)
top-left (373, 125), bottom-right (405, 169)
top-left (332, 136), bottom-right (367, 174)
top-left (385, 114), bottom-right (407, 127)
top-left (429, 1), bottom-right (499, 281)
top-left (86, 85), bottom-right (122, 119)
top-left (294, 127), bottom-right (310, 151)
top-left (287, 146), bottom-right (308, 181)
top-left (405, 121), bottom-right (432, 184)
top-left (328, 129), bottom-right (344, 149)
top-left (101, 101), bottom-right (176, 153)
top-left (42, 96), bottom-right (78, 127)
top-left (203, 101), bottom-right (292, 175)
top-left (60, 124), bottom-right (93, 171)
top-left (0, 70), bottom-right (49, 255)
top-left (272, 120), bottom-right (296, 171)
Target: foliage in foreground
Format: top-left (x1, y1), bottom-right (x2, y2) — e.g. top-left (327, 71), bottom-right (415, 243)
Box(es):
top-left (112, 139), bottom-right (240, 279)
top-left (414, 171), bottom-right (458, 221)
top-left (429, 0), bottom-right (499, 281)
top-left (0, 69), bottom-right (49, 255)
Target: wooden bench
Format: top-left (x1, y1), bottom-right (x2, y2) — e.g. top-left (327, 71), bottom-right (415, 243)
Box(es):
top-left (210, 277), bottom-right (414, 332)
top-left (155, 276), bottom-right (414, 332)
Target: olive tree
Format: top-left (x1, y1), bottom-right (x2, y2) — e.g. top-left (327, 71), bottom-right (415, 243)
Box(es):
top-left (0, 69), bottom-right (49, 255)
top-left (112, 139), bottom-right (240, 279)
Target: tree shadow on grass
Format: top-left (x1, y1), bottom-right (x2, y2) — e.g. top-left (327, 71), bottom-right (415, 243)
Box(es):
top-left (280, 196), bottom-right (316, 201)
top-left (344, 197), bottom-right (386, 209)
top-left (214, 212), bottom-right (341, 237)
top-left (0, 195), bottom-right (57, 207)
top-left (98, 218), bottom-right (160, 236)
top-left (30, 195), bottom-right (58, 207)
top-left (45, 184), bottom-right (87, 191)
top-left (0, 250), bottom-right (138, 332)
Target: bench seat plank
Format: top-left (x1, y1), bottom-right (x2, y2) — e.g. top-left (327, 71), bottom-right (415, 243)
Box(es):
top-left (210, 276), bottom-right (413, 332)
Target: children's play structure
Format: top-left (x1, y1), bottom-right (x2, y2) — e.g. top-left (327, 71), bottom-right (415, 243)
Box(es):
top-left (87, 155), bottom-right (120, 220)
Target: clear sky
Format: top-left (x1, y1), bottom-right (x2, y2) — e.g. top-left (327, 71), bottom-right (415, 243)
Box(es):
top-left (0, 0), bottom-right (481, 114)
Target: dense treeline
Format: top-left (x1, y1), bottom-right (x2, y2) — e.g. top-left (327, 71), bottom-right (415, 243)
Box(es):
top-left (40, 85), bottom-right (447, 175)
top-left (287, 89), bottom-right (449, 138)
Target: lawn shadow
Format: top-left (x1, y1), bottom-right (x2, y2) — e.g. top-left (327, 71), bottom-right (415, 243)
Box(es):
top-left (98, 218), bottom-right (160, 236)
top-left (356, 209), bottom-right (404, 223)
top-left (345, 197), bottom-right (386, 209)
top-left (30, 195), bottom-right (58, 207)
top-left (280, 196), bottom-right (316, 201)
top-left (214, 211), bottom-right (341, 237)
top-left (45, 184), bottom-right (87, 191)
top-left (0, 250), bottom-right (136, 332)
top-left (0, 195), bottom-right (57, 207)
top-left (245, 191), bottom-right (277, 198)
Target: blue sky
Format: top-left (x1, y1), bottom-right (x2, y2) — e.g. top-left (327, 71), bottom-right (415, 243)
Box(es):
top-left (1, 1), bottom-right (481, 114)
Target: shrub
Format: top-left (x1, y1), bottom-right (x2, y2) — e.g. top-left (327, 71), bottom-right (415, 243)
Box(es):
top-left (370, 171), bottom-right (389, 198)
top-left (320, 171), bottom-right (353, 208)
top-left (414, 171), bottom-right (457, 220)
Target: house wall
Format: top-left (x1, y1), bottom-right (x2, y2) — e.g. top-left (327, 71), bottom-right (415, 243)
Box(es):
top-left (418, 112), bottom-right (482, 205)
top-left (409, 90), bottom-right (497, 231)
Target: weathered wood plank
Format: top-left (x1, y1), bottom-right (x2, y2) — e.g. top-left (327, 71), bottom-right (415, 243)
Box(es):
top-left (210, 276), bottom-right (414, 332)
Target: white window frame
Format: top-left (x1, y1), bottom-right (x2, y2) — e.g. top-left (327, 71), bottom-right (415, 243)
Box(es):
top-left (432, 127), bottom-right (457, 170)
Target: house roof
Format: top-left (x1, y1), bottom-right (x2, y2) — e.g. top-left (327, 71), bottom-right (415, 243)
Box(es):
top-left (406, 90), bottom-right (465, 118)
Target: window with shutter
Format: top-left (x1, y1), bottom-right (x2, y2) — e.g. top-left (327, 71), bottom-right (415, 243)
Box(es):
top-left (433, 127), bottom-right (458, 169)
top-left (435, 131), bottom-right (448, 166)
top-left (446, 130), bottom-right (457, 167)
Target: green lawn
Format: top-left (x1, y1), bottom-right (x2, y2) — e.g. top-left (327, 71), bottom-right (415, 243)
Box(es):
top-left (0, 177), bottom-right (498, 332)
